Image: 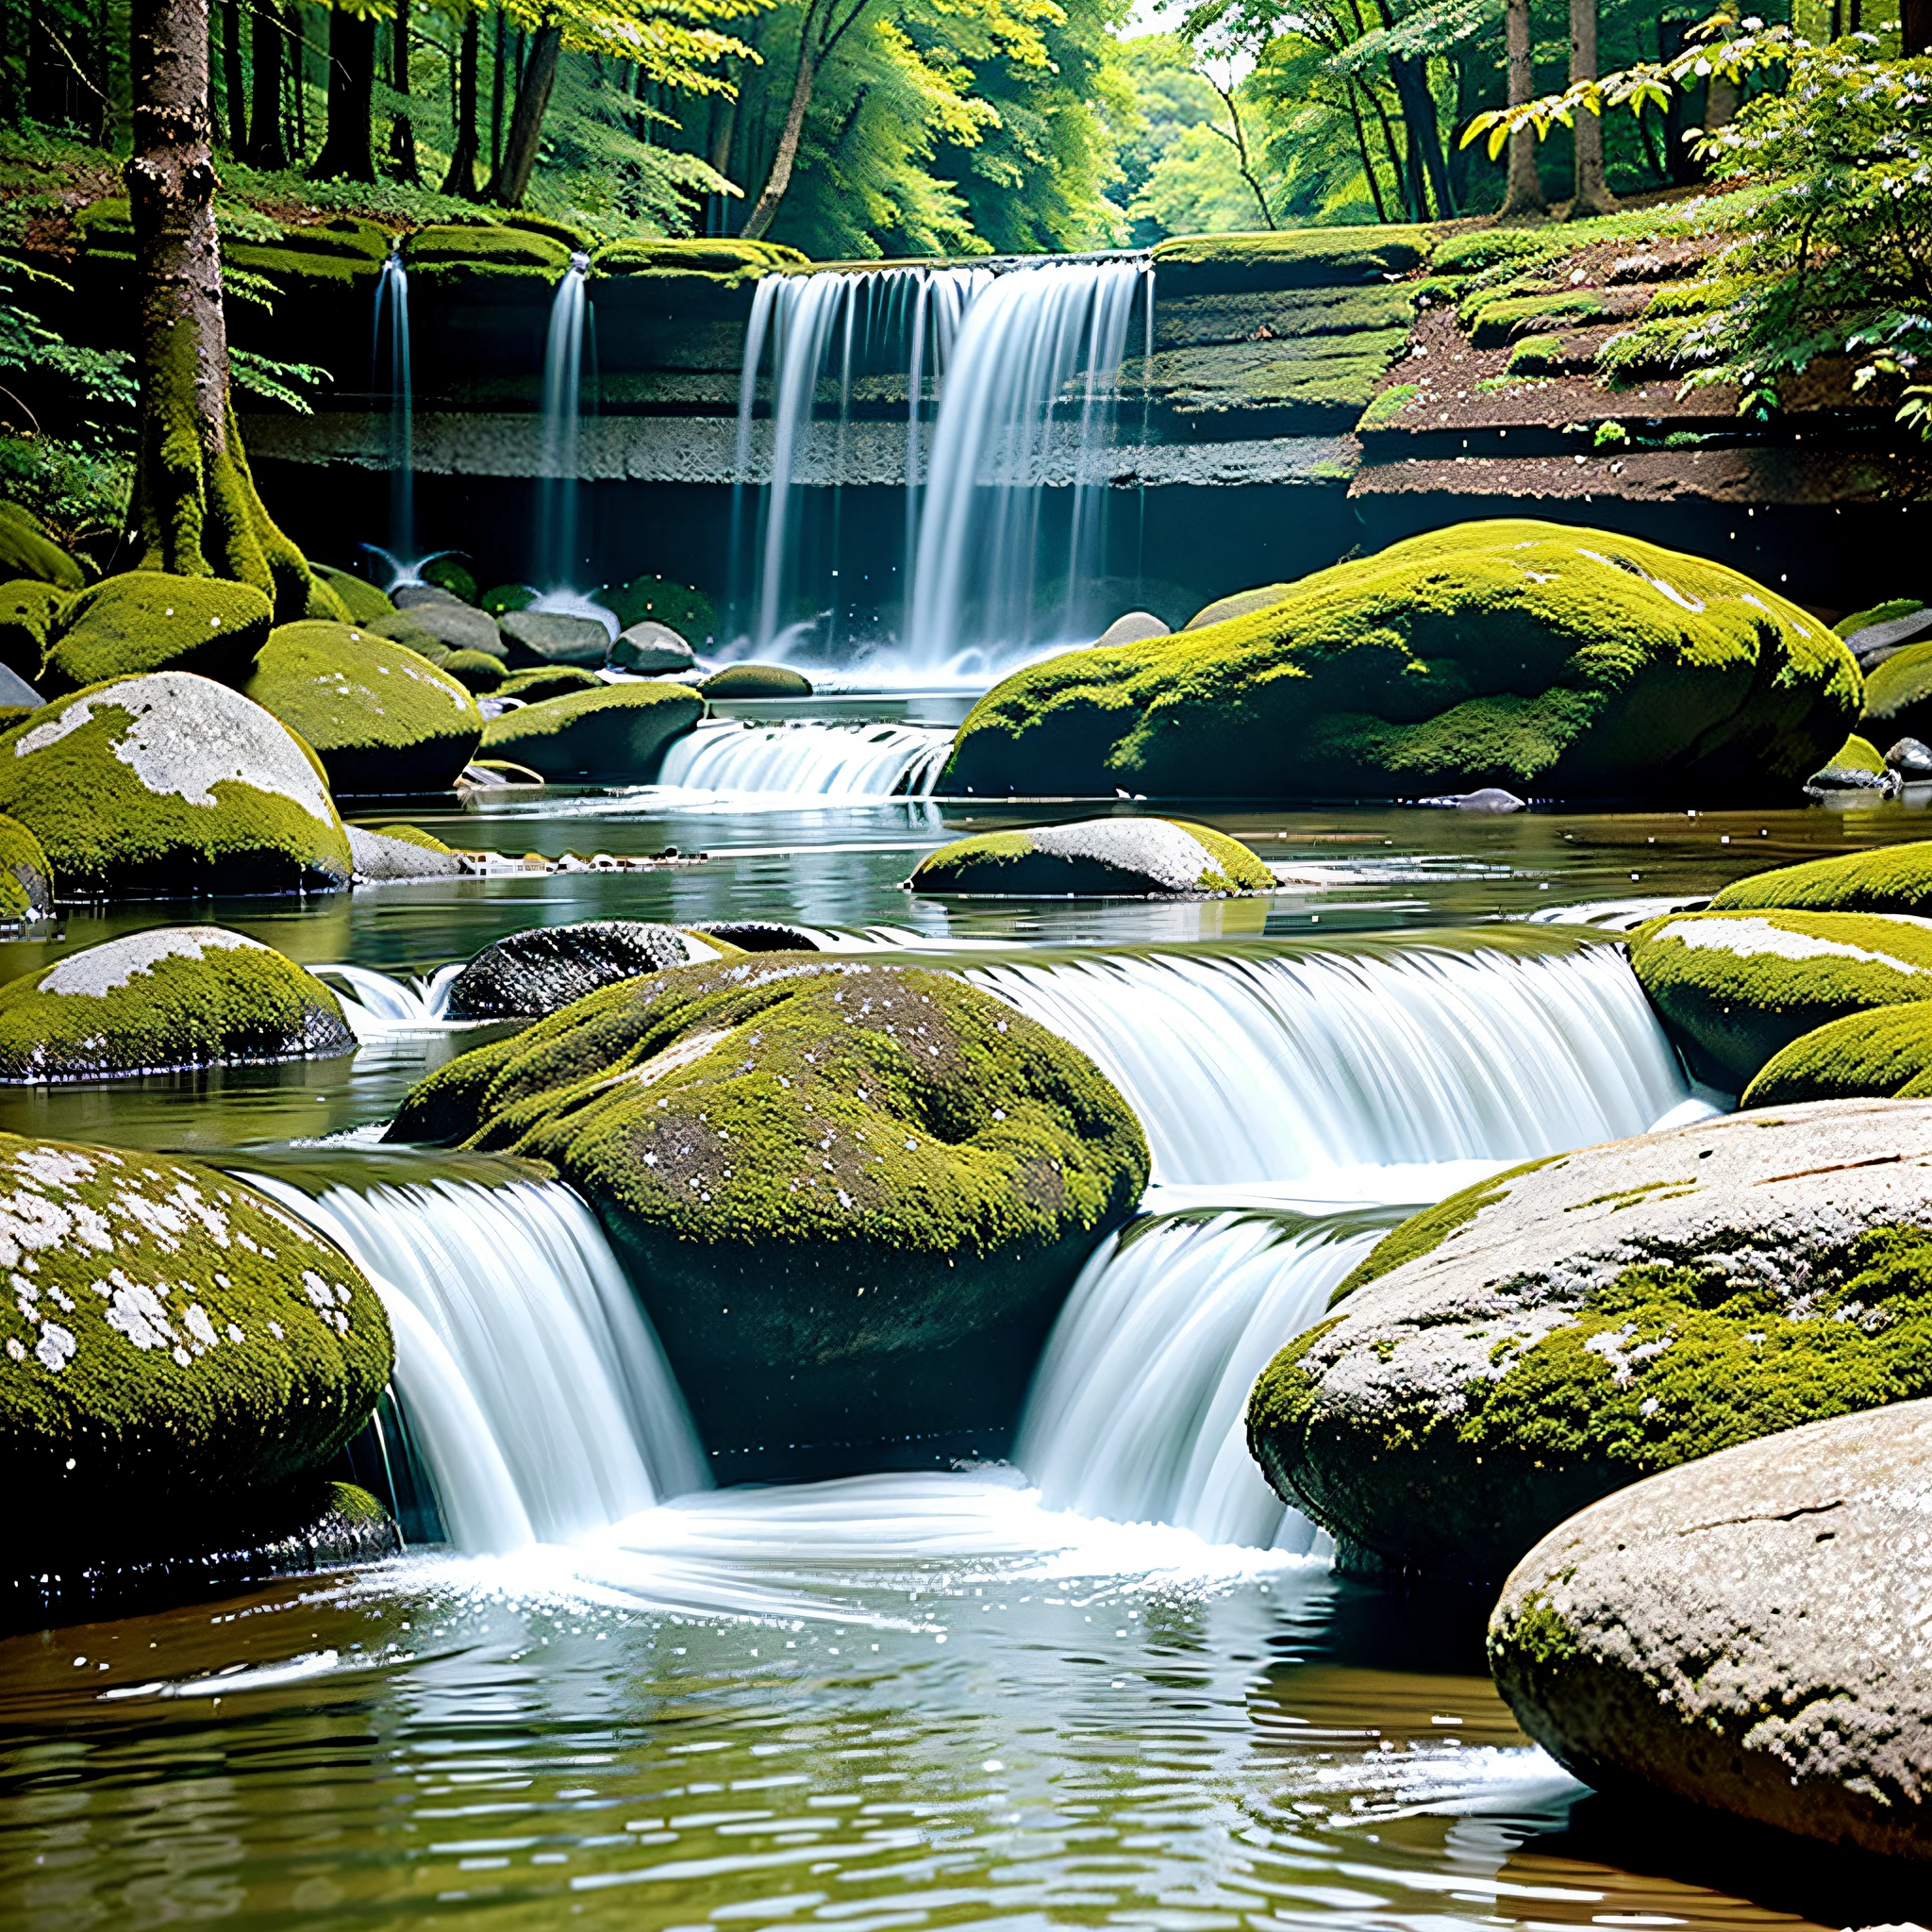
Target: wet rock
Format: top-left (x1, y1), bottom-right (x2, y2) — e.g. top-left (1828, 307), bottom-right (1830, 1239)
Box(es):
top-left (686, 920), bottom-right (823, 953)
top-left (1093, 610), bottom-right (1171, 650)
top-left (479, 681), bottom-right (702, 781)
top-left (443, 919), bottom-right (708, 1019)
top-left (908, 816), bottom-right (1274, 897)
top-left (0, 926), bottom-right (356, 1079)
top-left (348, 824), bottom-right (465, 881)
top-left (373, 600), bottom-right (506, 659)
top-left (1417, 787), bottom-right (1527, 811)
top-left (611, 622), bottom-right (695, 675)
top-left (1246, 1097), bottom-right (1932, 1582)
top-left (1890, 738), bottom-right (1932, 777)
top-left (39, 571), bottom-right (273, 695)
top-left (499, 608), bottom-right (609, 669)
top-left (1490, 1399), bottom-right (1932, 1863)
top-left (702, 663), bottom-right (812, 698)
top-left (392, 582), bottom-right (466, 610)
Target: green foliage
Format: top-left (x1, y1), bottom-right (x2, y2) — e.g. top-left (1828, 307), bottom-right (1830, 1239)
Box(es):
top-left (598, 573), bottom-right (718, 638)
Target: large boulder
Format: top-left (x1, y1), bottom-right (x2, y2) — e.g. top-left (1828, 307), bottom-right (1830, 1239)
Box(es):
top-left (0, 1133), bottom-right (392, 1554)
top-left (389, 955), bottom-right (1150, 1474)
top-left (908, 817), bottom-right (1274, 897)
top-left (1711, 840), bottom-right (1932, 917)
top-left (443, 919), bottom-right (714, 1019)
top-left (372, 600), bottom-right (505, 659)
top-left (1246, 1098), bottom-right (1932, 1582)
top-left (348, 824), bottom-right (466, 881)
top-left (703, 663), bottom-right (812, 698)
top-left (0, 815), bottom-right (52, 921)
top-left (0, 671), bottom-right (354, 898)
top-left (0, 927), bottom-right (355, 1081)
top-left (610, 622), bottom-right (695, 675)
top-left (499, 608), bottom-right (608, 668)
top-left (0, 576), bottom-right (66, 681)
top-left (1628, 907), bottom-right (1932, 1091)
top-left (1490, 1400), bottom-right (1932, 1863)
top-left (942, 522), bottom-right (1859, 802)
top-left (479, 681), bottom-right (701, 781)
top-left (1743, 1000), bottom-right (1932, 1106)
top-left (242, 621), bottom-right (483, 796)
top-left (441, 648), bottom-right (507, 693)
top-left (1804, 731), bottom-right (1899, 798)
top-left (1861, 639), bottom-right (1932, 749)
top-left (40, 572), bottom-right (273, 695)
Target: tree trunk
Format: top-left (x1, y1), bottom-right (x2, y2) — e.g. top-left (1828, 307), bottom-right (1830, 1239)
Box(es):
top-left (220, 0), bottom-right (245, 151)
top-left (125, 0), bottom-right (337, 618)
top-left (388, 0), bottom-right (419, 181)
top-left (244, 2), bottom-right (284, 165)
top-left (1568, 0), bottom-right (1615, 215)
top-left (1387, 52), bottom-right (1452, 217)
top-left (489, 6), bottom-right (506, 178)
top-left (487, 19), bottom-right (558, 206)
top-left (1501, 0), bottom-right (1546, 217)
top-left (740, 36), bottom-right (816, 240)
top-left (1344, 77), bottom-right (1389, 223)
top-left (443, 5), bottom-right (480, 195)
top-left (311, 5), bottom-right (376, 180)
top-left (1906, 0), bottom-right (1932, 55)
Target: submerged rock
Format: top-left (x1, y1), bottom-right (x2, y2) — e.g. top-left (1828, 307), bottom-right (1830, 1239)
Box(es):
top-left (0, 1134), bottom-right (392, 1553)
top-left (943, 522), bottom-right (1858, 803)
top-left (442, 919), bottom-right (711, 1019)
top-left (500, 608), bottom-right (608, 668)
top-left (0, 670), bottom-right (354, 899)
top-left (479, 681), bottom-right (702, 781)
top-left (702, 663), bottom-right (812, 698)
top-left (1627, 906), bottom-right (1932, 1091)
top-left (611, 622), bottom-right (695, 675)
top-left (348, 824), bottom-right (466, 881)
top-left (1711, 839), bottom-right (1932, 917)
top-left (1491, 1400), bottom-right (1932, 1863)
top-left (0, 927), bottom-right (355, 1080)
top-left (1245, 1098), bottom-right (1932, 1581)
top-left (908, 817), bottom-right (1274, 897)
top-left (40, 571), bottom-right (273, 695)
top-left (0, 815), bottom-right (51, 920)
top-left (242, 621), bottom-right (484, 796)
top-left (389, 955), bottom-right (1149, 1474)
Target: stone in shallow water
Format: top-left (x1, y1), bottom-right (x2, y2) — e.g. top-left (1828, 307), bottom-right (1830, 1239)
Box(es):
top-left (1890, 737), bottom-right (1932, 776)
top-left (1491, 1398), bottom-right (1932, 1864)
top-left (611, 621), bottom-right (694, 675)
top-left (479, 681), bottom-right (702, 780)
top-left (500, 609), bottom-right (609, 668)
top-left (348, 824), bottom-right (465, 881)
top-left (443, 918), bottom-right (707, 1019)
top-left (702, 663), bottom-right (812, 698)
top-left (908, 817), bottom-right (1274, 897)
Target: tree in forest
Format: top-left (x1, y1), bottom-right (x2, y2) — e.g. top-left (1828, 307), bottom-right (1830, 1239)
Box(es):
top-left (443, 2), bottom-right (483, 193)
top-left (311, 1), bottom-right (385, 181)
top-left (738, 0), bottom-right (874, 239)
top-left (1500, 0), bottom-right (1544, 215)
top-left (389, 0), bottom-right (420, 180)
top-left (244, 0), bottom-right (287, 165)
top-left (1567, 0), bottom-right (1612, 213)
top-left (125, 0), bottom-right (338, 616)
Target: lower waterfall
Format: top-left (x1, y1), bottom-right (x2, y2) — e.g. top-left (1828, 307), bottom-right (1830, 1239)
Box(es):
top-left (655, 718), bottom-right (953, 797)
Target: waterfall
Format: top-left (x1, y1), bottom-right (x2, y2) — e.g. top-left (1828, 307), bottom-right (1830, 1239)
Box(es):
top-left (965, 941), bottom-right (1694, 1185)
top-left (245, 1166), bottom-right (708, 1556)
top-left (373, 245), bottom-right (413, 561)
top-left (1019, 1206), bottom-right (1402, 1549)
top-left (537, 253), bottom-right (592, 593)
top-left (654, 718), bottom-right (952, 797)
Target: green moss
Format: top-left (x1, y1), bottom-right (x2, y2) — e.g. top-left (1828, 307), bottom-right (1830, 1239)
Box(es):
top-left (370, 822), bottom-right (454, 854)
top-left (40, 571), bottom-right (274, 694)
top-left (242, 621), bottom-right (482, 796)
top-left (1819, 731), bottom-right (1888, 774)
top-left (500, 665), bottom-right (601, 702)
top-left (482, 681), bottom-right (703, 779)
top-left (1628, 906), bottom-right (1932, 1090)
top-left (313, 565), bottom-right (395, 625)
top-left (1507, 333), bottom-right (1569, 376)
top-left (0, 502), bottom-right (85, 591)
top-left (1742, 1000), bottom-right (1932, 1106)
top-left (1355, 381), bottom-right (1421, 430)
top-left (1430, 229), bottom-right (1571, 278)
top-left (0, 926), bottom-right (354, 1080)
top-left (0, 576), bottom-right (66, 681)
top-left (702, 664), bottom-right (812, 698)
top-left (943, 520), bottom-right (1860, 804)
top-left (1184, 583), bottom-right (1296, 630)
top-left (1463, 286), bottom-right (1609, 348)
top-left (1860, 638), bottom-right (1932, 742)
top-left (1329, 1156), bottom-right (1560, 1303)
top-left (908, 818), bottom-right (1274, 897)
top-left (1125, 336), bottom-right (1409, 426)
top-left (1712, 841), bottom-right (1932, 917)
top-left (1838, 598), bottom-right (1924, 638)
top-left (0, 1132), bottom-right (391, 1547)
top-left (481, 583), bottom-right (538, 616)
top-left (441, 648), bottom-right (507, 693)
top-left (404, 224), bottom-right (572, 275)
top-left (0, 812), bottom-right (52, 920)
top-left (419, 557), bottom-right (478, 604)
top-left (1150, 227), bottom-right (1429, 295)
top-left (1492, 1591), bottom-right (1582, 1670)
top-left (500, 212), bottom-right (589, 251)
top-left (597, 574), bottom-right (717, 641)
top-left (591, 237), bottom-right (807, 285)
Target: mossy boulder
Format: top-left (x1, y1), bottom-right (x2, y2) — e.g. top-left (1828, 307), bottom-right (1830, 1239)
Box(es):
top-left (1710, 839), bottom-right (1932, 917)
top-left (0, 927), bottom-right (355, 1081)
top-left (242, 621), bottom-right (483, 796)
top-left (480, 583), bottom-right (538, 616)
top-left (702, 663), bottom-right (812, 698)
top-left (908, 817), bottom-right (1274, 897)
top-left (1246, 1098), bottom-right (1932, 1582)
top-left (0, 577), bottom-right (67, 680)
top-left (1741, 1000), bottom-right (1932, 1106)
top-left (418, 556), bottom-right (479, 604)
top-left (347, 824), bottom-right (464, 881)
top-left (942, 522), bottom-right (1859, 804)
top-left (441, 648), bottom-right (507, 693)
top-left (1804, 730), bottom-right (1895, 794)
top-left (0, 502), bottom-right (84, 591)
top-left (40, 571), bottom-right (274, 695)
top-left (0, 1133), bottom-right (392, 1553)
top-left (0, 671), bottom-right (354, 899)
top-left (1861, 637), bottom-right (1932, 745)
top-left (443, 919), bottom-right (715, 1020)
top-left (0, 815), bottom-right (53, 922)
top-left (500, 665), bottom-right (601, 703)
top-left (591, 236), bottom-right (806, 286)
top-left (1149, 228), bottom-right (1429, 296)
top-left (388, 955), bottom-right (1150, 1474)
top-left (311, 565), bottom-right (394, 625)
top-left (499, 608), bottom-right (608, 668)
top-left (1490, 1401), bottom-right (1932, 1862)
top-left (1627, 906), bottom-right (1932, 1091)
top-left (480, 681), bottom-right (702, 781)
top-left (370, 601), bottom-right (504, 658)
top-left (1184, 583), bottom-right (1294, 630)
top-left (403, 224), bottom-right (573, 277)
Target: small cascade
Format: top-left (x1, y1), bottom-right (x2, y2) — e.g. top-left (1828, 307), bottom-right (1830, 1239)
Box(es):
top-left (372, 245), bottom-right (413, 560)
top-left (310, 961), bottom-right (466, 1033)
top-left (966, 941), bottom-right (1691, 1185)
top-left (537, 253), bottom-right (592, 592)
top-left (1019, 1207), bottom-right (1401, 1549)
top-left (654, 717), bottom-right (952, 797)
top-left (246, 1167), bottom-right (708, 1555)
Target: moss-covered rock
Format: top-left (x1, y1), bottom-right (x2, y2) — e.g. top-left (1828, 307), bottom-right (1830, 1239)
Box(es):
top-left (40, 571), bottom-right (274, 695)
top-left (908, 817), bottom-right (1274, 897)
top-left (500, 665), bottom-right (601, 703)
top-left (1184, 583), bottom-right (1294, 630)
top-left (0, 927), bottom-right (355, 1081)
top-left (312, 565), bottom-right (395, 625)
top-left (1860, 636), bottom-right (1932, 745)
top-left (1710, 840), bottom-right (1932, 917)
top-left (370, 602), bottom-right (504, 659)
top-left (403, 224), bottom-right (573, 276)
top-left (1627, 906), bottom-right (1932, 1091)
top-left (242, 621), bottom-right (483, 796)
top-left (441, 648), bottom-right (507, 693)
top-left (0, 577), bottom-right (67, 681)
top-left (0, 671), bottom-right (354, 899)
top-left (1150, 228), bottom-right (1429, 296)
top-left (942, 521), bottom-right (1862, 804)
top-left (1246, 1098), bottom-right (1932, 1581)
top-left (591, 236), bottom-right (807, 286)
top-left (346, 824), bottom-right (464, 881)
top-left (480, 681), bottom-right (701, 780)
top-left (418, 556), bottom-right (478, 604)
top-left (480, 583), bottom-right (538, 616)
top-left (0, 502), bottom-right (84, 591)
top-left (1740, 999), bottom-right (1932, 1106)
top-left (1804, 730), bottom-right (1896, 795)
top-left (388, 955), bottom-right (1149, 1474)
top-left (702, 663), bottom-right (811, 698)
top-left (1120, 335), bottom-right (1411, 430)
top-left (0, 1134), bottom-right (392, 1552)
top-left (0, 814), bottom-right (53, 922)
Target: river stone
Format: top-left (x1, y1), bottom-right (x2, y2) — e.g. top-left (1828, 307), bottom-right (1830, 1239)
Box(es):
top-left (908, 817), bottom-right (1274, 897)
top-left (480, 681), bottom-right (702, 781)
top-left (388, 955), bottom-right (1150, 1476)
top-left (611, 622), bottom-right (695, 675)
top-left (500, 665), bottom-right (601, 704)
top-left (702, 663), bottom-right (813, 698)
top-left (0, 577), bottom-right (66, 681)
top-left (374, 600), bottom-right (506, 660)
top-left (1844, 602), bottom-right (1932, 668)
top-left (1627, 907), bottom-right (1932, 1091)
top-left (1890, 738), bottom-right (1932, 776)
top-left (348, 824), bottom-right (465, 881)
top-left (0, 1133), bottom-right (393, 1552)
top-left (392, 582), bottom-right (465, 610)
top-left (0, 927), bottom-right (355, 1081)
top-left (443, 919), bottom-right (708, 1019)
top-left (499, 608), bottom-right (609, 668)
top-left (1490, 1399), bottom-right (1932, 1862)
top-left (943, 521), bottom-right (1858, 803)
top-left (0, 815), bottom-right (52, 920)
top-left (1245, 1096), bottom-right (1932, 1582)
top-left (242, 621), bottom-right (484, 796)
top-left (0, 671), bottom-right (354, 899)
top-left (1712, 841), bottom-right (1932, 918)
top-left (1093, 610), bottom-right (1171, 649)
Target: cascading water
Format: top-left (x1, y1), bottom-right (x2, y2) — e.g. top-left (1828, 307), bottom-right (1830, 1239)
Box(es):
top-left (536, 252), bottom-right (592, 596)
top-left (372, 245), bottom-right (413, 560)
top-left (655, 717), bottom-right (953, 797)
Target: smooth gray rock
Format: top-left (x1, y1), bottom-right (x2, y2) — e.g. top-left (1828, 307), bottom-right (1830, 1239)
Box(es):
top-left (499, 609), bottom-right (609, 669)
top-left (392, 583), bottom-right (466, 611)
top-left (0, 662), bottom-right (42, 708)
top-left (382, 601), bottom-right (505, 659)
top-left (1889, 737), bottom-right (1932, 777)
top-left (443, 919), bottom-right (706, 1019)
top-left (347, 825), bottom-right (465, 881)
top-left (1806, 761), bottom-right (1902, 797)
top-left (611, 622), bottom-right (694, 675)
top-left (1417, 787), bottom-right (1527, 811)
top-left (1491, 1398), bottom-right (1932, 1864)
top-left (1092, 610), bottom-right (1171, 650)
top-left (1247, 1097), bottom-right (1932, 1581)
top-left (1845, 604), bottom-right (1932, 669)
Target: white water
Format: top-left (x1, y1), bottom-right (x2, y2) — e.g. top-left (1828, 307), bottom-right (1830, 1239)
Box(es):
top-left (968, 942), bottom-right (1693, 1185)
top-left (654, 717), bottom-right (952, 797)
top-left (372, 247), bottom-right (412, 559)
top-left (538, 255), bottom-right (591, 592)
top-left (248, 1173), bottom-right (708, 1555)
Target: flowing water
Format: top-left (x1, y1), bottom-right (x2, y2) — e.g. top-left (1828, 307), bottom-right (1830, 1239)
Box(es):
top-left (373, 247), bottom-right (413, 561)
top-left (538, 255), bottom-right (593, 595)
